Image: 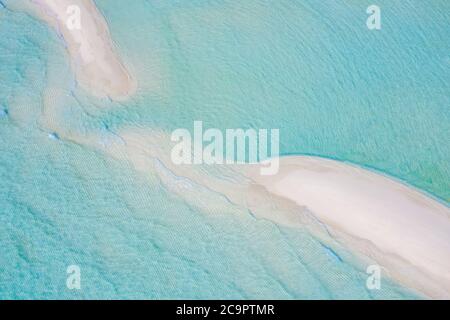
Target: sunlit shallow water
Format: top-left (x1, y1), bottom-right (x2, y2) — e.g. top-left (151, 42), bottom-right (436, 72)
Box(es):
top-left (1, 0), bottom-right (448, 299)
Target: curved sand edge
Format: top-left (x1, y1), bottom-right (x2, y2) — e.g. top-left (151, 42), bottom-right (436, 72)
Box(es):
top-left (21, 0), bottom-right (450, 299)
top-left (65, 127), bottom-right (449, 298)
top-left (245, 156), bottom-right (450, 298)
top-left (28, 0), bottom-right (136, 100)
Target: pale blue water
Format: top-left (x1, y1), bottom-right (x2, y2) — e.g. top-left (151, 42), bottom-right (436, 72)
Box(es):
top-left (1, 0), bottom-right (448, 299)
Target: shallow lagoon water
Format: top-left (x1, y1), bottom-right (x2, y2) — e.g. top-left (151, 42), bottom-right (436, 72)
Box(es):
top-left (1, 0), bottom-right (448, 298)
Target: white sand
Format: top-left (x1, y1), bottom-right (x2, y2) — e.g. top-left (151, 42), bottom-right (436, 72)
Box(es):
top-left (24, 0), bottom-right (450, 298)
top-left (29, 0), bottom-right (136, 100)
top-left (246, 156), bottom-right (450, 298)
top-left (70, 127), bottom-right (450, 297)
top-left (38, 112), bottom-right (450, 298)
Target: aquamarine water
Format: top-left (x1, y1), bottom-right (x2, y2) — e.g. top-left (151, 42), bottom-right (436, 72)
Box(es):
top-left (1, 0), bottom-right (448, 299)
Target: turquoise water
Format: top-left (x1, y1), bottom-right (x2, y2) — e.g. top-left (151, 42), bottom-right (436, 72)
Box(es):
top-left (1, 0), bottom-right (448, 299)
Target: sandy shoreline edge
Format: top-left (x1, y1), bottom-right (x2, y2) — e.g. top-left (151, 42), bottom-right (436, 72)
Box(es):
top-left (76, 127), bottom-right (450, 299)
top-left (28, 0), bottom-right (136, 100)
top-left (246, 156), bottom-right (450, 298)
top-left (22, 0), bottom-right (450, 298)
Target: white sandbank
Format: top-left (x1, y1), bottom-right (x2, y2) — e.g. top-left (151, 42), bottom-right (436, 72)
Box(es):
top-left (71, 128), bottom-right (450, 298)
top-left (246, 157), bottom-right (450, 298)
top-left (25, 0), bottom-right (450, 298)
top-left (29, 0), bottom-right (136, 100)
